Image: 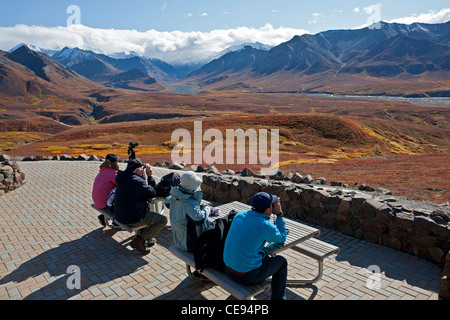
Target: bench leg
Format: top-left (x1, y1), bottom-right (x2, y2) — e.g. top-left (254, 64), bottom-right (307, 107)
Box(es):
top-left (286, 259), bottom-right (324, 285)
top-left (102, 215), bottom-right (111, 228)
top-left (186, 264), bottom-right (195, 279)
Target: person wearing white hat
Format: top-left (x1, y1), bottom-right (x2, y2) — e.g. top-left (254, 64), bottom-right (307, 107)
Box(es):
top-left (165, 171), bottom-right (213, 253)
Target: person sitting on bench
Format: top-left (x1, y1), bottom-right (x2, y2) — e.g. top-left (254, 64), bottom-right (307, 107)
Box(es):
top-left (165, 171), bottom-right (212, 252)
top-left (165, 171), bottom-right (214, 281)
top-left (92, 153), bottom-right (119, 227)
top-left (114, 159), bottom-right (167, 255)
top-left (223, 192), bottom-right (288, 300)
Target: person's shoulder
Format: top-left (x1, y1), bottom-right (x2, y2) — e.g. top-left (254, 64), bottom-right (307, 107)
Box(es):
top-left (105, 168), bottom-right (118, 175)
top-left (235, 209), bottom-right (252, 219)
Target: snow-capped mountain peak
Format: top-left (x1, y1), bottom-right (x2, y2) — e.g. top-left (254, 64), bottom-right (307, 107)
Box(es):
top-left (206, 42), bottom-right (273, 63)
top-left (51, 47), bottom-right (98, 66)
top-left (8, 43), bottom-right (59, 57)
top-left (108, 51), bottom-right (142, 59)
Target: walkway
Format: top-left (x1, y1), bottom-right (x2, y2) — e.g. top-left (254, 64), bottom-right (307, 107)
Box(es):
top-left (0, 161), bottom-right (443, 300)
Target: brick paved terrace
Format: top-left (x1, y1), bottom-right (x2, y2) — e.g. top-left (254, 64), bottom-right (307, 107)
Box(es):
top-left (0, 161), bottom-right (443, 300)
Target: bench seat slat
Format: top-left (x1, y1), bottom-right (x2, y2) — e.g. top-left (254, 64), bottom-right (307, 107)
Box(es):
top-left (293, 238), bottom-right (339, 261)
top-left (168, 245), bottom-right (270, 300)
top-left (94, 197), bottom-right (166, 233)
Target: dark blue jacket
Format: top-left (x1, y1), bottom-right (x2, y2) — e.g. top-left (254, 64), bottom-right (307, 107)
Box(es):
top-left (114, 170), bottom-right (157, 224)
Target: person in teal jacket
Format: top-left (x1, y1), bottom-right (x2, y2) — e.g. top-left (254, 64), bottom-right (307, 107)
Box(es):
top-left (223, 192), bottom-right (288, 300)
top-left (165, 171), bottom-right (211, 252)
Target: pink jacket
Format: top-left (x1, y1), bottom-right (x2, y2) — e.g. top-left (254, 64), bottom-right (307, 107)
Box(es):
top-left (92, 167), bottom-right (118, 209)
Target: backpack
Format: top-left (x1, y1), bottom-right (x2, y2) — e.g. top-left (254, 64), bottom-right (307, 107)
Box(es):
top-left (106, 188), bottom-right (116, 207)
top-left (155, 172), bottom-right (181, 197)
top-left (193, 210), bottom-right (237, 272)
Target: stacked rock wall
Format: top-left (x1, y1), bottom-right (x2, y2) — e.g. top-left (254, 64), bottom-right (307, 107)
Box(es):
top-left (0, 161), bottom-right (26, 196)
top-left (201, 174), bottom-right (450, 266)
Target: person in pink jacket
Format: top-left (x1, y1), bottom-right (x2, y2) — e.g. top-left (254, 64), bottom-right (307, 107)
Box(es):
top-left (92, 153), bottom-right (120, 226)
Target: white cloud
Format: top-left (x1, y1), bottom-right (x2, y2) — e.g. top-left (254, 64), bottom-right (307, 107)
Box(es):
top-left (0, 23), bottom-right (309, 64)
top-left (329, 9), bottom-right (342, 18)
top-left (309, 9), bottom-right (342, 24)
top-left (388, 8), bottom-right (450, 25)
top-left (199, 13), bottom-right (208, 17)
top-left (354, 7), bottom-right (360, 14)
top-left (352, 7), bottom-right (450, 29)
top-left (308, 12), bottom-right (324, 24)
top-left (161, 2), bottom-right (167, 11)
top-left (184, 13), bottom-right (192, 18)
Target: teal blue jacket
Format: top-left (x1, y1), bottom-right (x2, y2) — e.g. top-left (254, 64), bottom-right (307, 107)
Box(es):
top-left (165, 186), bottom-right (210, 252)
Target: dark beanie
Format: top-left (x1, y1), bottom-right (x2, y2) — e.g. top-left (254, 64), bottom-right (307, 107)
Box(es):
top-left (125, 159), bottom-right (144, 172)
top-left (106, 153), bottom-right (119, 162)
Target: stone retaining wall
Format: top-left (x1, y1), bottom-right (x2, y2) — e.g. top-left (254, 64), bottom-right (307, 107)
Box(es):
top-left (201, 174), bottom-right (450, 266)
top-left (0, 160), bottom-right (26, 196)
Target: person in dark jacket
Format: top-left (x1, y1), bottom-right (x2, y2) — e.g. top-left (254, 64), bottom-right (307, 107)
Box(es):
top-left (114, 159), bottom-right (167, 254)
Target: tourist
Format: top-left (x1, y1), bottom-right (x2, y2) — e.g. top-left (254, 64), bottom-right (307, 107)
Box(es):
top-left (165, 171), bottom-right (213, 252)
top-left (114, 159), bottom-right (167, 255)
top-left (223, 192), bottom-right (288, 300)
top-left (92, 153), bottom-right (119, 226)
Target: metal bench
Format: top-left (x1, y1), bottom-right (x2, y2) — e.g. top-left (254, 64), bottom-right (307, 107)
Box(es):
top-left (168, 245), bottom-right (271, 300)
top-left (287, 238), bottom-right (340, 285)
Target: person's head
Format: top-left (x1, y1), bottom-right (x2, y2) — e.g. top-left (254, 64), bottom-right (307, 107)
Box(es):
top-left (100, 153), bottom-right (119, 170)
top-left (251, 192), bottom-right (279, 215)
top-left (125, 159), bottom-right (146, 176)
top-left (180, 171), bottom-right (203, 192)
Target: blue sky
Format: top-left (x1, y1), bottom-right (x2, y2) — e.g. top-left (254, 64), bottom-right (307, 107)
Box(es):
top-left (1, 1), bottom-right (449, 63)
top-left (1, 0), bottom-right (449, 32)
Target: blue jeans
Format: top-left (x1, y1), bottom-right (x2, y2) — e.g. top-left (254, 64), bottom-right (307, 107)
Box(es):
top-left (226, 255), bottom-right (287, 300)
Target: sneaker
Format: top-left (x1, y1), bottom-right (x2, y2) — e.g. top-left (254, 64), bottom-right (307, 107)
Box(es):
top-left (145, 238), bottom-right (157, 248)
top-left (130, 236), bottom-right (150, 255)
top-left (192, 271), bottom-right (212, 282)
top-left (98, 214), bottom-right (106, 227)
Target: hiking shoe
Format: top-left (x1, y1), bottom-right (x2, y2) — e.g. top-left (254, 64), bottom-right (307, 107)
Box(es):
top-left (145, 238), bottom-right (157, 248)
top-left (130, 236), bottom-right (150, 255)
top-left (98, 214), bottom-right (106, 227)
top-left (192, 271), bottom-right (212, 282)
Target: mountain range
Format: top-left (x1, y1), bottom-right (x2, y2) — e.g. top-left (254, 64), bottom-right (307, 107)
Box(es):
top-left (1, 21), bottom-right (449, 98)
top-left (185, 21), bottom-right (450, 96)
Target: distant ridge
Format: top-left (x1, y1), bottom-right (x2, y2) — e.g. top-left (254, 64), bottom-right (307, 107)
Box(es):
top-left (3, 21), bottom-right (450, 96)
top-left (183, 21), bottom-right (450, 96)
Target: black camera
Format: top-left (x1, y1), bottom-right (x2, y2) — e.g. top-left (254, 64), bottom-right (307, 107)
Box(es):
top-left (129, 142), bottom-right (139, 148)
top-left (128, 142), bottom-right (139, 160)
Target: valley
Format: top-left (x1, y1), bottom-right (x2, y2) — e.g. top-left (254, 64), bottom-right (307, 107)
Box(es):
top-left (1, 90), bottom-right (449, 204)
top-left (0, 21), bottom-right (449, 204)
